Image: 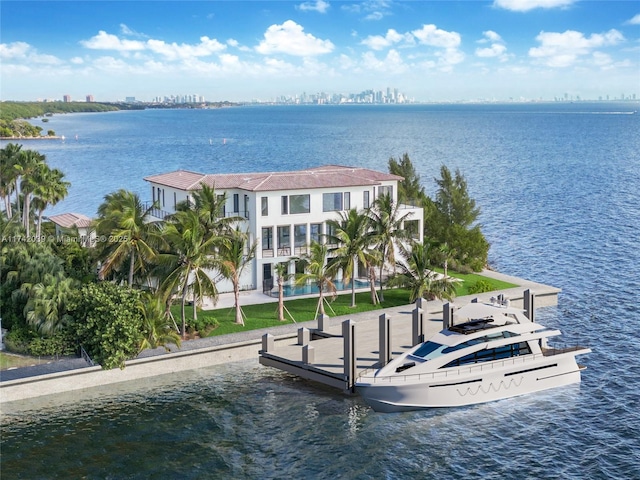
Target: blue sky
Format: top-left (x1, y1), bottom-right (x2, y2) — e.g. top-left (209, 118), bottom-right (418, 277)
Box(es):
top-left (1, 0), bottom-right (638, 102)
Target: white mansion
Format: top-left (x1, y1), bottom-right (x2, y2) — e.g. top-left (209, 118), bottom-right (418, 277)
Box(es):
top-left (144, 165), bottom-right (423, 295)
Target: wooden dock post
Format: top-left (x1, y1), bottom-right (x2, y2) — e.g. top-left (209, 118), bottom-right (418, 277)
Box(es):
top-left (379, 313), bottom-right (391, 366)
top-left (261, 333), bottom-right (274, 353)
top-left (443, 302), bottom-right (454, 329)
top-left (343, 319), bottom-right (356, 393)
top-left (412, 301), bottom-right (425, 346)
top-left (524, 289), bottom-right (535, 322)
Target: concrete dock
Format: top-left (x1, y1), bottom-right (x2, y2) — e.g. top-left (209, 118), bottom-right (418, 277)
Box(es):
top-left (259, 273), bottom-right (560, 393)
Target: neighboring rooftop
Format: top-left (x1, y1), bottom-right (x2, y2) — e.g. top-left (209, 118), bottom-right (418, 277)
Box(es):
top-left (48, 212), bottom-right (92, 229)
top-left (144, 165), bottom-right (403, 192)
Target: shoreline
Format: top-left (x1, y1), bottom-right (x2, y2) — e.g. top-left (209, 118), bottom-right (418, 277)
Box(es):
top-left (0, 136), bottom-right (62, 141)
top-left (0, 271), bottom-right (560, 405)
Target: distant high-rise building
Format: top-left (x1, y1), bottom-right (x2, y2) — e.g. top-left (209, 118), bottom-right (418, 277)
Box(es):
top-left (125, 97), bottom-right (136, 103)
top-left (86, 95), bottom-right (94, 102)
top-left (63, 94), bottom-right (71, 103)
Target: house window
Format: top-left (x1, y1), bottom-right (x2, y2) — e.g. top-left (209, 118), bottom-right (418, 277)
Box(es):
top-left (289, 194), bottom-right (310, 214)
top-left (233, 194), bottom-right (239, 213)
top-left (310, 223), bottom-right (322, 243)
top-left (262, 227), bottom-right (273, 250)
top-left (261, 197), bottom-right (268, 216)
top-left (293, 224), bottom-right (307, 249)
top-left (323, 192), bottom-right (343, 212)
top-left (281, 196), bottom-right (288, 215)
top-left (326, 222), bottom-right (337, 244)
top-left (217, 195), bottom-right (226, 216)
top-left (344, 192), bottom-right (350, 210)
top-left (244, 195), bottom-right (250, 219)
top-left (363, 190), bottom-right (370, 209)
top-left (378, 185), bottom-right (393, 199)
top-left (173, 192), bottom-right (177, 209)
top-left (277, 226), bottom-right (290, 255)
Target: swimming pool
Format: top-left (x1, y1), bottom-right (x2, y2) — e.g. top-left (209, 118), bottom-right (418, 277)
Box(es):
top-left (266, 279), bottom-right (376, 298)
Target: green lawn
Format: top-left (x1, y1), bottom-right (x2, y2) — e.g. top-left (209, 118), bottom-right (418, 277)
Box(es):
top-left (0, 352), bottom-right (49, 370)
top-left (172, 272), bottom-right (517, 338)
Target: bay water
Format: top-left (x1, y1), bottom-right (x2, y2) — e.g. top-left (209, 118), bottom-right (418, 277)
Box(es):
top-left (1, 104), bottom-right (639, 479)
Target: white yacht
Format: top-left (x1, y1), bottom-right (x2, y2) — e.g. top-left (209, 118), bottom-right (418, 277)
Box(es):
top-left (355, 301), bottom-right (590, 412)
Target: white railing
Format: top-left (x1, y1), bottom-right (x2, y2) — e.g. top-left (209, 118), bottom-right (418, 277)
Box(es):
top-left (356, 352), bottom-right (564, 384)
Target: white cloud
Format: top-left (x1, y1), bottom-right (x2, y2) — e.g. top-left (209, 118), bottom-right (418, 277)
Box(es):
top-left (475, 31), bottom-right (508, 60)
top-left (227, 38), bottom-right (252, 52)
top-left (476, 43), bottom-right (507, 58)
top-left (361, 29), bottom-right (413, 50)
top-left (119, 24), bottom-right (147, 38)
top-left (479, 30), bottom-right (503, 43)
top-left (0, 41), bottom-right (31, 59)
top-left (529, 29), bottom-right (625, 67)
top-left (146, 36), bottom-right (226, 60)
top-left (343, 0), bottom-right (392, 21)
top-left (412, 24), bottom-right (461, 49)
top-left (297, 0), bottom-right (330, 13)
top-left (81, 31), bottom-right (146, 51)
top-left (255, 20), bottom-right (334, 56)
top-left (70, 57), bottom-right (84, 65)
top-left (493, 0), bottom-right (576, 12)
top-left (0, 41), bottom-right (63, 65)
top-left (625, 14), bottom-right (640, 25)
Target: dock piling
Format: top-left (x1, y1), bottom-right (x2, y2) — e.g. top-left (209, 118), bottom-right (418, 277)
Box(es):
top-left (317, 313), bottom-right (328, 332)
top-left (297, 327), bottom-right (310, 346)
top-left (379, 313), bottom-right (391, 366)
top-left (302, 344), bottom-right (314, 364)
top-left (342, 319), bottom-right (356, 392)
top-left (261, 333), bottom-right (274, 353)
top-left (524, 289), bottom-right (536, 322)
top-left (412, 303), bottom-right (425, 346)
top-left (443, 302), bottom-right (454, 329)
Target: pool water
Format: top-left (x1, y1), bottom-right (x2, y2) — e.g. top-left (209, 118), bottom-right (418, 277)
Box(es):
top-left (267, 279), bottom-right (375, 297)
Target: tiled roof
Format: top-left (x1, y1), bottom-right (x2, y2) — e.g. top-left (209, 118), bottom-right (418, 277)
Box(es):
top-left (144, 165), bottom-right (403, 192)
top-left (48, 212), bottom-right (93, 229)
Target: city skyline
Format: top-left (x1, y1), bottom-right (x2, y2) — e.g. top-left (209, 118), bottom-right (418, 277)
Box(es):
top-left (1, 1), bottom-right (638, 103)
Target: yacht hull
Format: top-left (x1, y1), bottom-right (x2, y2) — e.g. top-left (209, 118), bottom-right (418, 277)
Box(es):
top-left (355, 355), bottom-right (586, 413)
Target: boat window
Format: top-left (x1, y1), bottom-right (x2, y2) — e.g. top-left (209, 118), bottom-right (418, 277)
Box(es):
top-left (442, 342), bottom-right (532, 368)
top-left (443, 331), bottom-right (519, 354)
top-left (413, 341), bottom-right (447, 360)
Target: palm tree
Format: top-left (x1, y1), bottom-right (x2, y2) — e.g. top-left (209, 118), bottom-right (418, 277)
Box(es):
top-left (0, 143), bottom-right (22, 218)
top-left (17, 149), bottom-right (46, 236)
top-left (274, 261), bottom-right (293, 321)
top-left (387, 241), bottom-right (457, 303)
top-left (326, 208), bottom-right (371, 307)
top-left (24, 272), bottom-right (78, 336)
top-left (367, 192), bottom-right (413, 302)
top-left (295, 241), bottom-right (337, 317)
top-left (95, 189), bottom-right (162, 287)
top-left (138, 293), bottom-right (181, 352)
top-left (437, 242), bottom-right (457, 280)
top-left (180, 184), bottom-right (236, 239)
top-left (32, 165), bottom-right (70, 239)
top-left (157, 208), bottom-right (220, 338)
top-left (217, 227), bottom-right (257, 326)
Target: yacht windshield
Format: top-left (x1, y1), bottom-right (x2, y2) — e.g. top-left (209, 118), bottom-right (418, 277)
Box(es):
top-left (413, 341), bottom-right (447, 360)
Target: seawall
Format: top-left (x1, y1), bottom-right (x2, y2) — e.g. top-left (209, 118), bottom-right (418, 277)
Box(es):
top-left (0, 271), bottom-right (560, 404)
